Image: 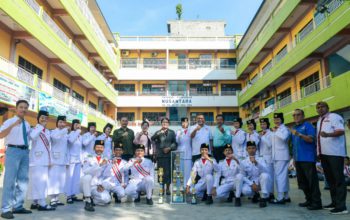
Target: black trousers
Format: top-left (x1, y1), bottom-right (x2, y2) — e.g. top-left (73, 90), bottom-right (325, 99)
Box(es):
top-left (320, 154), bottom-right (347, 209)
top-left (295, 161), bottom-right (322, 206)
top-left (213, 146), bottom-right (225, 162)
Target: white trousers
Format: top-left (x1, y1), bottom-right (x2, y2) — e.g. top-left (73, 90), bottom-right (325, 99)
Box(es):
top-left (266, 162), bottom-right (274, 194)
top-left (80, 174), bottom-right (111, 205)
top-left (181, 159), bottom-right (192, 188)
top-left (191, 174), bottom-right (214, 197)
top-left (236, 173), bottom-right (269, 198)
top-left (273, 160), bottom-right (289, 200)
top-left (27, 166), bottom-right (48, 206)
top-left (103, 182), bottom-right (126, 198)
top-left (216, 180), bottom-right (241, 199)
top-left (125, 176), bottom-right (154, 199)
top-left (48, 165), bottom-right (66, 196)
top-left (65, 163), bottom-right (81, 197)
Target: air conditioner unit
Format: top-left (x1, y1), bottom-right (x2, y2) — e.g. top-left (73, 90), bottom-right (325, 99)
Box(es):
top-left (151, 52), bottom-right (158, 57)
top-left (121, 50), bottom-right (129, 57)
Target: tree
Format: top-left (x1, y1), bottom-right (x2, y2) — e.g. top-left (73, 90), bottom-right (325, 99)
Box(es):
top-left (176, 4), bottom-right (182, 20)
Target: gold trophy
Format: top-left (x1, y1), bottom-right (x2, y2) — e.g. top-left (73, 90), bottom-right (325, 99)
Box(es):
top-left (190, 171), bottom-right (197, 204)
top-left (171, 151), bottom-right (186, 204)
top-left (158, 167), bottom-right (164, 204)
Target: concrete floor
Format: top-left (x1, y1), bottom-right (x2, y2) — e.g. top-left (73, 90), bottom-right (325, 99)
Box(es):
top-left (0, 173), bottom-right (349, 220)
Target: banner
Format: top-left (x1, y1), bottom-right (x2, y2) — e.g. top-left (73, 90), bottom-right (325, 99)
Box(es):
top-left (0, 73), bottom-right (38, 111)
top-left (161, 96), bottom-right (192, 107)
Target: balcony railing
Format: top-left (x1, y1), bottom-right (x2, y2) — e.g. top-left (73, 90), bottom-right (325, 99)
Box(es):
top-left (115, 89), bottom-right (238, 97)
top-left (0, 56), bottom-right (115, 125)
top-left (119, 36), bottom-right (236, 42)
top-left (118, 120), bottom-right (236, 127)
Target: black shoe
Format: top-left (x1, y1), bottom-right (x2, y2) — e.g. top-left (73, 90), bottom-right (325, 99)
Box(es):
top-left (37, 205), bottom-right (56, 211)
top-left (113, 193), bottom-right (121, 203)
top-left (72, 196), bottom-right (83, 202)
top-left (323, 203), bottom-right (335, 210)
top-left (307, 205), bottom-right (322, 210)
top-left (268, 194), bottom-right (275, 202)
top-left (270, 199), bottom-right (285, 205)
top-left (299, 201), bottom-right (311, 207)
top-left (1, 212), bottom-right (14, 219)
top-left (12, 208), bottom-right (32, 214)
top-left (84, 202), bottom-right (95, 212)
top-left (259, 198), bottom-right (267, 208)
top-left (235, 198), bottom-right (241, 207)
top-left (284, 198), bottom-right (291, 203)
top-left (201, 193), bottom-right (208, 202)
top-left (252, 193), bottom-right (260, 203)
top-left (90, 198), bottom-right (96, 207)
top-left (30, 204), bottom-right (39, 210)
top-left (50, 201), bottom-right (57, 208)
top-left (66, 198), bottom-right (73, 204)
top-left (226, 191), bottom-right (234, 203)
top-left (205, 196), bottom-right (213, 205)
top-left (330, 208), bottom-right (348, 215)
top-left (134, 193), bottom-right (141, 203)
top-left (56, 202), bottom-right (64, 206)
top-left (146, 198), bottom-right (153, 205)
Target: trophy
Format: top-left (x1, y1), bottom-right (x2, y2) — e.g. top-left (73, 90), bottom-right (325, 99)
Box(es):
top-left (190, 171), bottom-right (197, 204)
top-left (158, 167), bottom-right (164, 204)
top-left (170, 151), bottom-right (186, 204)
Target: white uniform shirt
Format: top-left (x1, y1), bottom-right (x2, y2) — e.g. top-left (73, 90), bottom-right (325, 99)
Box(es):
top-left (97, 133), bottom-right (113, 159)
top-left (82, 132), bottom-right (96, 156)
top-left (50, 127), bottom-right (69, 165)
top-left (82, 153), bottom-right (109, 186)
top-left (246, 130), bottom-right (260, 147)
top-left (186, 157), bottom-right (219, 186)
top-left (317, 113), bottom-right (346, 157)
top-left (103, 157), bottom-right (129, 187)
top-left (231, 129), bottom-right (246, 159)
top-left (67, 129), bottom-right (83, 164)
top-left (0, 116), bottom-right (30, 146)
top-left (214, 158), bottom-right (240, 187)
top-left (240, 156), bottom-right (268, 185)
top-left (271, 124), bottom-right (290, 161)
top-left (29, 124), bottom-right (51, 166)
top-left (176, 128), bottom-right (192, 160)
top-left (126, 157), bottom-right (154, 183)
top-left (189, 124), bottom-right (212, 156)
top-left (259, 129), bottom-right (273, 163)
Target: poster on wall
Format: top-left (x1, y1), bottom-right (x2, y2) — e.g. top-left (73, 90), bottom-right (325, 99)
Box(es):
top-left (0, 73), bottom-right (38, 111)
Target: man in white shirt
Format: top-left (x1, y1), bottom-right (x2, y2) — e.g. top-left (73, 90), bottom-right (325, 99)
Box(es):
top-left (189, 114), bottom-right (213, 162)
top-left (316, 101), bottom-right (348, 215)
top-left (0, 100), bottom-right (32, 219)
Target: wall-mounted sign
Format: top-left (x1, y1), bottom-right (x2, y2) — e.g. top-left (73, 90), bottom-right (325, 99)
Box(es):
top-left (161, 96), bottom-right (192, 107)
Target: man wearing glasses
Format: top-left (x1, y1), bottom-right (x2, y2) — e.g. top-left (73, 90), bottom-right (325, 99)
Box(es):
top-left (290, 109), bottom-right (322, 210)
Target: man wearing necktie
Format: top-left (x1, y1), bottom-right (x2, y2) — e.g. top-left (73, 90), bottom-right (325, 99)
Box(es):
top-left (0, 100), bottom-right (32, 219)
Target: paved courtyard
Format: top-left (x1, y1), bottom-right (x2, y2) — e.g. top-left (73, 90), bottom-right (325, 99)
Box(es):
top-left (0, 174), bottom-right (349, 220)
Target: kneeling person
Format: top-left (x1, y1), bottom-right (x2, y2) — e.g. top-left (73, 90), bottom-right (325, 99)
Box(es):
top-left (236, 141), bottom-right (270, 208)
top-left (186, 143), bottom-right (219, 205)
top-left (81, 140), bottom-right (111, 212)
top-left (125, 144), bottom-right (154, 205)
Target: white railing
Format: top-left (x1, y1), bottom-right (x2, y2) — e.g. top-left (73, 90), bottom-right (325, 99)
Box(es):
top-left (119, 36), bottom-right (236, 42)
top-left (42, 11), bottom-right (70, 45)
top-left (118, 120), bottom-right (236, 127)
top-left (24, 0), bottom-right (40, 14)
top-left (0, 57), bottom-right (35, 86)
top-left (75, 0), bottom-right (116, 62)
top-left (116, 89), bottom-right (238, 97)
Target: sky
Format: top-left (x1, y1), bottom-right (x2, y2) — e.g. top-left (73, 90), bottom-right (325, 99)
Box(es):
top-left (97, 0), bottom-right (263, 36)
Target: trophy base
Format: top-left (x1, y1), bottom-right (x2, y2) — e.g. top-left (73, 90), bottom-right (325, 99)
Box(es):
top-left (158, 197), bottom-right (164, 204)
top-left (191, 195), bottom-right (197, 205)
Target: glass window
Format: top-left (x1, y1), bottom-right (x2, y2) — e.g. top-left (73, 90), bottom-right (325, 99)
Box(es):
top-left (199, 54), bottom-right (212, 68)
top-left (190, 112), bottom-right (214, 122)
top-left (300, 72), bottom-right (320, 97)
top-left (142, 84), bottom-right (166, 95)
top-left (275, 46), bottom-right (287, 63)
top-left (88, 102), bottom-right (97, 110)
top-left (121, 58), bottom-right (137, 68)
top-left (53, 78), bottom-right (70, 93)
top-left (190, 84), bottom-right (213, 95)
top-left (222, 112), bottom-right (239, 121)
top-left (277, 88), bottom-right (291, 101)
top-left (264, 97), bottom-right (275, 108)
top-left (261, 60), bottom-right (272, 75)
top-left (221, 84), bottom-right (241, 95)
top-left (114, 84), bottom-right (135, 95)
top-left (168, 81), bottom-right (187, 96)
top-left (327, 44), bottom-right (350, 77)
top-left (72, 90), bottom-right (84, 102)
top-left (143, 58), bottom-right (166, 69)
top-left (18, 56), bottom-right (43, 79)
top-left (219, 58), bottom-right (236, 69)
top-left (142, 112), bottom-right (166, 121)
top-left (117, 112), bottom-right (135, 121)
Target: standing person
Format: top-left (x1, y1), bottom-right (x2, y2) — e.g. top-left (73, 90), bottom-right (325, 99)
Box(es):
top-left (27, 110), bottom-right (55, 211)
top-left (270, 113), bottom-right (291, 204)
top-left (112, 117), bottom-right (135, 161)
top-left (48, 116), bottom-right (69, 207)
top-left (133, 121), bottom-right (154, 160)
top-left (0, 100), bottom-right (32, 219)
top-left (290, 109), bottom-right (322, 210)
top-left (316, 101), bottom-right (348, 214)
top-left (82, 122), bottom-right (98, 157)
top-left (66, 119), bottom-right (83, 204)
top-left (259, 118), bottom-right (275, 201)
top-left (246, 119), bottom-right (260, 150)
top-left (213, 114), bottom-right (232, 162)
top-left (189, 114), bottom-right (213, 162)
top-left (176, 117), bottom-right (192, 188)
top-left (231, 118), bottom-right (246, 160)
top-left (152, 118), bottom-right (177, 195)
top-left (97, 123), bottom-right (113, 159)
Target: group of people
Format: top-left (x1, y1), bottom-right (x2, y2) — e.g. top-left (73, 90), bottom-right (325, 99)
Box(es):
top-left (0, 100), bottom-right (348, 219)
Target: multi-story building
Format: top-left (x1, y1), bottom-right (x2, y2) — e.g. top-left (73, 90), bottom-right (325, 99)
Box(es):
top-left (236, 0), bottom-right (350, 151)
top-left (116, 20), bottom-right (242, 130)
top-left (0, 0), bottom-right (119, 130)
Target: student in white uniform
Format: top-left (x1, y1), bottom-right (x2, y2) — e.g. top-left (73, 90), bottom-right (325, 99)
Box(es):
top-left (189, 114), bottom-right (213, 162)
top-left (82, 122), bottom-right (98, 157)
top-left (48, 115), bottom-right (69, 207)
top-left (125, 144), bottom-right (155, 205)
top-left (81, 140), bottom-right (111, 212)
top-left (258, 118), bottom-right (275, 201)
top-left (270, 113), bottom-right (291, 204)
top-left (176, 117), bottom-right (192, 188)
top-left (231, 118), bottom-right (246, 160)
top-left (97, 123), bottom-right (113, 159)
top-left (212, 144), bottom-right (240, 204)
top-left (236, 141), bottom-right (270, 208)
top-left (246, 119), bottom-right (260, 150)
top-left (102, 143), bottom-right (129, 203)
top-left (66, 119), bottom-right (83, 204)
top-left (316, 101), bottom-right (348, 215)
top-left (186, 143), bottom-right (219, 205)
top-left (28, 110), bottom-right (55, 211)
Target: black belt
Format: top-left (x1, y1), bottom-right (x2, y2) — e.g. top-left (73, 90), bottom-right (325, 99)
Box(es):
top-left (8, 144), bottom-right (29, 150)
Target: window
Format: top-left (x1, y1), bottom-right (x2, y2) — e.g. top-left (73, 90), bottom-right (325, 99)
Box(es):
top-left (275, 46), bottom-right (287, 63)
top-left (277, 88), bottom-right (292, 108)
top-left (222, 112), bottom-right (239, 121)
top-left (296, 20), bottom-right (314, 43)
top-left (53, 78), bottom-right (70, 93)
top-left (142, 112), bottom-right (166, 121)
top-left (117, 112), bottom-right (135, 121)
top-left (264, 97), bottom-right (275, 108)
top-left (221, 84), bottom-right (241, 95)
top-left (72, 90), bottom-right (84, 102)
top-left (250, 74), bottom-right (258, 84)
top-left (190, 84), bottom-right (213, 95)
top-left (277, 88), bottom-right (291, 101)
top-left (189, 54), bottom-right (212, 69)
top-left (121, 58), bottom-right (137, 68)
top-left (88, 102), bottom-right (97, 110)
top-left (114, 84), bottom-right (135, 95)
top-left (143, 58), bottom-right (166, 69)
top-left (190, 112), bottom-right (214, 122)
top-left (142, 84), bottom-right (165, 95)
top-left (261, 60), bottom-right (272, 75)
top-left (168, 81), bottom-right (187, 96)
top-left (300, 72), bottom-right (320, 97)
top-left (220, 58), bottom-right (236, 69)
top-left (18, 56), bottom-right (43, 79)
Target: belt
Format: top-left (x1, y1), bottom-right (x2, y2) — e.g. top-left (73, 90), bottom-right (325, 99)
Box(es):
top-left (8, 144), bottom-right (29, 150)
